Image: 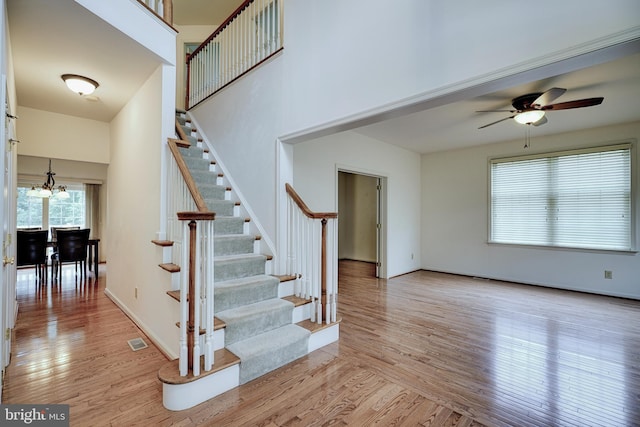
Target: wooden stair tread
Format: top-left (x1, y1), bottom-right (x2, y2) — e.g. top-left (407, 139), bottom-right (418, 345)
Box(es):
top-left (151, 239), bottom-right (173, 247)
top-left (175, 317), bottom-right (226, 332)
top-left (282, 295), bottom-right (310, 307)
top-left (273, 274), bottom-right (296, 283)
top-left (297, 317), bottom-right (342, 333)
top-left (158, 348), bottom-right (240, 385)
top-left (159, 263), bottom-right (180, 273)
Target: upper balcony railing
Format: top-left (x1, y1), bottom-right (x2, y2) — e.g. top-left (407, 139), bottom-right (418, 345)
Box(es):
top-left (137, 0), bottom-right (173, 26)
top-left (186, 0), bottom-right (283, 109)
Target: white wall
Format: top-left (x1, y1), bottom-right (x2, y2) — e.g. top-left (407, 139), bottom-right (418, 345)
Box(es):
top-left (189, 55), bottom-right (283, 248)
top-left (282, 0), bottom-right (640, 139)
top-left (16, 107), bottom-right (110, 164)
top-left (421, 121), bottom-right (640, 299)
top-left (105, 65), bottom-right (178, 356)
top-left (293, 131), bottom-right (421, 278)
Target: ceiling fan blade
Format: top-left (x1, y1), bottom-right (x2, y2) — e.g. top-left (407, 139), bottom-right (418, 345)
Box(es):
top-left (532, 116), bottom-right (548, 127)
top-left (542, 97), bottom-right (604, 110)
top-left (531, 87), bottom-right (566, 108)
top-left (476, 109), bottom-right (517, 113)
top-left (478, 115), bottom-right (515, 129)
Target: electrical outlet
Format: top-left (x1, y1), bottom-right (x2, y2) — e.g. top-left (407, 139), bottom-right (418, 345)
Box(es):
top-left (135, 287), bottom-right (138, 298)
top-left (604, 270), bottom-right (613, 280)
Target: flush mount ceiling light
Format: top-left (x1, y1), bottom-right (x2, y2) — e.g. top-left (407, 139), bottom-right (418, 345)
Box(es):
top-left (61, 74), bottom-right (99, 96)
top-left (514, 110), bottom-right (545, 125)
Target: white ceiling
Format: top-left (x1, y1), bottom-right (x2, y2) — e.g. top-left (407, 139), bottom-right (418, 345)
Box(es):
top-left (8, 0), bottom-right (165, 122)
top-left (355, 52), bottom-right (640, 154)
top-left (7, 0), bottom-right (640, 153)
top-left (173, 0), bottom-right (243, 26)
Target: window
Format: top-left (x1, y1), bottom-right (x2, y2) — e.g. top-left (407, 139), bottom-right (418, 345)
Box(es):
top-left (17, 183), bottom-right (86, 236)
top-left (490, 144), bottom-right (633, 251)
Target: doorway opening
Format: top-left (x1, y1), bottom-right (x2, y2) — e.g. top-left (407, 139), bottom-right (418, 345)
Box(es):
top-left (337, 170), bottom-right (386, 278)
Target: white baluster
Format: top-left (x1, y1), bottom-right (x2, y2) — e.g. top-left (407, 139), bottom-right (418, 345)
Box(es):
top-left (204, 220), bottom-right (215, 370)
top-left (179, 220), bottom-right (189, 376)
top-left (192, 221), bottom-right (202, 377)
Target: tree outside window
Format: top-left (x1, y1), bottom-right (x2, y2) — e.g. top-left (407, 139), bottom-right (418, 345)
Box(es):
top-left (16, 184), bottom-right (85, 234)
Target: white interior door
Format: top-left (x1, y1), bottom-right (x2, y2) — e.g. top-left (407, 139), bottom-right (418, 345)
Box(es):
top-left (1, 76), bottom-right (17, 393)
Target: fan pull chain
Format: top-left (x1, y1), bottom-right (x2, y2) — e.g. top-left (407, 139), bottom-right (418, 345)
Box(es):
top-left (524, 125), bottom-right (531, 149)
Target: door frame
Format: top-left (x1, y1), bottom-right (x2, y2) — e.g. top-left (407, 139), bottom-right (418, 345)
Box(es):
top-left (336, 166), bottom-right (387, 278)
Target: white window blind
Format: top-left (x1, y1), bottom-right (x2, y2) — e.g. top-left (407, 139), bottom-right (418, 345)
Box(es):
top-left (490, 144), bottom-right (633, 251)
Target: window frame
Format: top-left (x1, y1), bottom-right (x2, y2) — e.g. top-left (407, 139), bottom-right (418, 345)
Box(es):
top-left (16, 181), bottom-right (87, 237)
top-left (488, 141), bottom-right (636, 253)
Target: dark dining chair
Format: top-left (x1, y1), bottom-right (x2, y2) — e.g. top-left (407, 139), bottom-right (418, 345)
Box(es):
top-left (50, 226), bottom-right (80, 242)
top-left (51, 228), bottom-right (90, 282)
top-left (16, 230), bottom-right (49, 282)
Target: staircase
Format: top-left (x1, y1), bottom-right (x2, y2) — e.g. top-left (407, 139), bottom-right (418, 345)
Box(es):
top-left (155, 110), bottom-right (339, 411)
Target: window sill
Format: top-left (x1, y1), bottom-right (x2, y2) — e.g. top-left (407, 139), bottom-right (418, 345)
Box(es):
top-left (487, 241), bottom-right (638, 255)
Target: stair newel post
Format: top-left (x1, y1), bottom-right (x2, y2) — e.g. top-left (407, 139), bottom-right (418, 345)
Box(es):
top-left (177, 211), bottom-right (215, 377)
top-left (187, 219), bottom-right (197, 374)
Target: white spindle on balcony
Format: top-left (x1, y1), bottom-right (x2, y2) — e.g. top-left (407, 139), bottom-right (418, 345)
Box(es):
top-left (136, 0), bottom-right (172, 25)
top-left (186, 0), bottom-right (284, 109)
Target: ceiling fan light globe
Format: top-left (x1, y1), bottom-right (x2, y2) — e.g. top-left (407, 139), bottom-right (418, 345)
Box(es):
top-left (515, 110), bottom-right (545, 125)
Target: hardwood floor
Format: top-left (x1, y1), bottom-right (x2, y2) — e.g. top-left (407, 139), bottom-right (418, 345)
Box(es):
top-left (3, 261), bottom-right (639, 426)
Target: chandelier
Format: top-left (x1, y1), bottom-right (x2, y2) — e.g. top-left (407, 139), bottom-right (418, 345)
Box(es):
top-left (27, 159), bottom-right (70, 199)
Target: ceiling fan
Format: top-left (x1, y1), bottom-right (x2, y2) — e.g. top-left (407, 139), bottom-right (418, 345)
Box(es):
top-left (477, 87), bottom-right (604, 129)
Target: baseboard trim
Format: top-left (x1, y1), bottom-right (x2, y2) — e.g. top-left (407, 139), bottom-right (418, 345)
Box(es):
top-left (104, 288), bottom-right (177, 360)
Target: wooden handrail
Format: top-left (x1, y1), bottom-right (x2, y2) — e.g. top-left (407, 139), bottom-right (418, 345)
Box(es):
top-left (167, 137), bottom-right (209, 212)
top-left (188, 0), bottom-right (253, 60)
top-left (286, 183), bottom-right (338, 325)
top-left (175, 118), bottom-right (191, 142)
top-left (177, 211), bottom-right (216, 221)
top-left (285, 183), bottom-right (338, 220)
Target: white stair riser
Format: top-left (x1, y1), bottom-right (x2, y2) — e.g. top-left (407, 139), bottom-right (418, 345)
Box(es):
top-left (308, 324), bottom-right (339, 353)
top-left (163, 364), bottom-right (239, 411)
top-left (292, 303), bottom-right (310, 323)
top-left (161, 325), bottom-right (339, 410)
top-left (195, 329), bottom-right (225, 351)
top-left (278, 280), bottom-right (294, 298)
